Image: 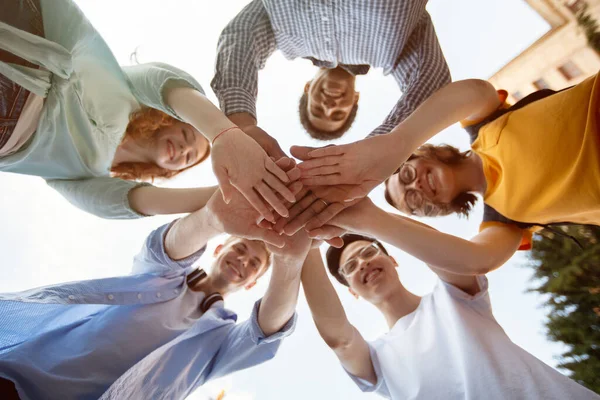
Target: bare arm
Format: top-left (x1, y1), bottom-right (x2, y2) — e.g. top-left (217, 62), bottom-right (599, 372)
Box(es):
top-left (301, 249), bottom-right (377, 384)
top-left (128, 185), bottom-right (218, 216)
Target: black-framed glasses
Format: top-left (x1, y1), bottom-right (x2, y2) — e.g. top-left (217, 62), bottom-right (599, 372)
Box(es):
top-left (397, 163), bottom-right (437, 216)
top-left (339, 243), bottom-right (382, 277)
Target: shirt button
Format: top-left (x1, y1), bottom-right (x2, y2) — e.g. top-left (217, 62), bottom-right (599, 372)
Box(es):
top-left (156, 292), bottom-right (162, 298)
top-left (324, 37), bottom-right (330, 43)
top-left (107, 294), bottom-right (114, 300)
top-left (68, 295), bottom-right (75, 300)
top-left (137, 293), bottom-right (142, 300)
top-left (173, 289), bottom-right (179, 295)
top-left (322, 16), bottom-right (329, 22)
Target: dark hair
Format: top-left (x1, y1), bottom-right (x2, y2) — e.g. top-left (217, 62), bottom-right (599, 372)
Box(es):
top-left (326, 234), bottom-right (389, 287)
top-left (383, 144), bottom-right (478, 218)
top-left (298, 92), bottom-right (359, 140)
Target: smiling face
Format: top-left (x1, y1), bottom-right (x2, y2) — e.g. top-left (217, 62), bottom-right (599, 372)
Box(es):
top-left (304, 67), bottom-right (359, 134)
top-left (339, 240), bottom-right (399, 301)
top-left (385, 157), bottom-right (459, 217)
top-left (210, 238), bottom-right (270, 294)
top-left (153, 120), bottom-right (210, 171)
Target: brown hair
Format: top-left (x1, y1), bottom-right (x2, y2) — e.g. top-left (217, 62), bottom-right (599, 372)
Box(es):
top-left (298, 92), bottom-right (359, 141)
top-left (110, 108), bottom-right (210, 182)
top-left (384, 143), bottom-right (478, 218)
top-left (325, 234), bottom-right (389, 287)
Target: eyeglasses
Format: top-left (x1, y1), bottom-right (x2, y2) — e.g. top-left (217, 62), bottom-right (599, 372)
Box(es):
top-left (397, 163), bottom-right (437, 216)
top-left (339, 243), bottom-right (382, 277)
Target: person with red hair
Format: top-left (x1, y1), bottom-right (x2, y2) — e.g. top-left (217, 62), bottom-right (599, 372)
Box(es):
top-left (0, 0), bottom-right (294, 222)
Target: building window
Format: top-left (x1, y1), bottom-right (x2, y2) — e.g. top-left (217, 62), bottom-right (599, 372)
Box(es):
top-left (565, 0), bottom-right (584, 14)
top-left (533, 78), bottom-right (550, 90)
top-left (558, 61), bottom-right (583, 80)
top-left (512, 91), bottom-right (524, 101)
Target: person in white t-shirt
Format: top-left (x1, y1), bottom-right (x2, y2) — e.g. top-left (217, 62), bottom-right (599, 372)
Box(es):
top-left (300, 198), bottom-right (599, 400)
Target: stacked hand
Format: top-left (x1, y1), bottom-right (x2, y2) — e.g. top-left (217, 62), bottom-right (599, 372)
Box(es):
top-left (211, 128), bottom-right (296, 223)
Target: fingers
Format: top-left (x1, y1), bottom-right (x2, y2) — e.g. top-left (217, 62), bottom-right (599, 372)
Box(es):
top-left (263, 174), bottom-right (296, 203)
top-left (307, 225), bottom-right (346, 240)
top-left (268, 142), bottom-right (287, 161)
top-left (265, 158), bottom-right (289, 183)
top-left (214, 166), bottom-right (234, 204)
top-left (300, 165), bottom-right (341, 178)
top-left (325, 237), bottom-right (344, 248)
top-left (273, 190), bottom-right (313, 233)
top-left (304, 202), bottom-right (346, 231)
top-left (283, 198), bottom-right (329, 235)
top-left (249, 226), bottom-right (286, 248)
top-left (256, 181), bottom-right (289, 218)
top-left (274, 157), bottom-right (294, 170)
top-left (286, 166), bottom-right (301, 182)
top-left (297, 156), bottom-right (340, 171)
top-left (290, 145), bottom-right (317, 161)
top-left (242, 187), bottom-right (275, 223)
top-left (300, 175), bottom-right (343, 186)
top-left (308, 145), bottom-right (345, 158)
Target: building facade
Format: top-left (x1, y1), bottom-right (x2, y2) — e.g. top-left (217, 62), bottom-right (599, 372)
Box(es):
top-left (489, 0), bottom-right (600, 102)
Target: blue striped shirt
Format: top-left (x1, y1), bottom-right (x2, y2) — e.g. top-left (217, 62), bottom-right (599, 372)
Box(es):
top-left (0, 223), bottom-right (295, 400)
top-left (211, 0), bottom-right (451, 136)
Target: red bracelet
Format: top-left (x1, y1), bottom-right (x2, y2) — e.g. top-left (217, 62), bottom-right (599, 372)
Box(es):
top-left (212, 126), bottom-right (239, 145)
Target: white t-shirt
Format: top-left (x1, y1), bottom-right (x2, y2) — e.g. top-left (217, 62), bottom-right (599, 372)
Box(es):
top-left (348, 277), bottom-right (598, 400)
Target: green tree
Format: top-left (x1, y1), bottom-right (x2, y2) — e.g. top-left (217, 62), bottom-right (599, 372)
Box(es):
top-left (527, 225), bottom-right (600, 393)
top-left (575, 2), bottom-right (600, 53)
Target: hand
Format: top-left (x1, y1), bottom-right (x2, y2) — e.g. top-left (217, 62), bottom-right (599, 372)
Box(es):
top-left (274, 185), bottom-right (360, 235)
top-left (307, 197), bottom-right (376, 238)
top-left (243, 125), bottom-right (287, 160)
top-left (212, 129), bottom-right (298, 223)
top-left (207, 158), bottom-right (303, 248)
top-left (267, 229), bottom-right (312, 264)
top-left (291, 134), bottom-right (401, 201)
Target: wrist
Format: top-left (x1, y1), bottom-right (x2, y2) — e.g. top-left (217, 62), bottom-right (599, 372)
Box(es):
top-left (361, 206), bottom-right (388, 237)
top-left (386, 125), bottom-right (414, 166)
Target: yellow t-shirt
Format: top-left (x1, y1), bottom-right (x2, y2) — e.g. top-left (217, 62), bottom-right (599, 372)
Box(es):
top-left (464, 73), bottom-right (600, 249)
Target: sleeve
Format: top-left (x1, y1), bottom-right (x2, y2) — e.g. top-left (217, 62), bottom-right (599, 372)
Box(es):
top-left (438, 276), bottom-right (494, 317)
top-left (131, 221), bottom-right (206, 276)
top-left (210, 0), bottom-right (277, 119)
top-left (481, 205), bottom-right (537, 251)
top-left (205, 299), bottom-right (297, 381)
top-left (122, 62), bottom-right (206, 121)
top-left (342, 343), bottom-right (391, 399)
top-left (368, 12), bottom-right (451, 137)
top-left (45, 177), bottom-right (152, 219)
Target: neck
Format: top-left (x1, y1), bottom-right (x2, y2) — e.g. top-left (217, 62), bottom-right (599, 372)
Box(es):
top-left (191, 274), bottom-right (229, 298)
top-left (111, 137), bottom-right (153, 167)
top-left (372, 284), bottom-right (421, 329)
top-left (453, 153), bottom-right (487, 195)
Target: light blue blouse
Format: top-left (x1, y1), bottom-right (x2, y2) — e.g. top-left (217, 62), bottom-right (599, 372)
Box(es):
top-left (0, 222), bottom-right (296, 400)
top-left (0, 0), bottom-right (206, 219)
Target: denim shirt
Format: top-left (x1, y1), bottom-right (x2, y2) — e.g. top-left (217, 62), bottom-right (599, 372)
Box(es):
top-left (0, 222), bottom-right (296, 400)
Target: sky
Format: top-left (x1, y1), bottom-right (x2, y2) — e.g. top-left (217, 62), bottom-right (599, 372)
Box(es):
top-left (0, 1), bottom-right (565, 399)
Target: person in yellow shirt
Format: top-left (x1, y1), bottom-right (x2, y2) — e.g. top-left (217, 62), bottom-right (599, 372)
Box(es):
top-left (288, 73), bottom-right (600, 275)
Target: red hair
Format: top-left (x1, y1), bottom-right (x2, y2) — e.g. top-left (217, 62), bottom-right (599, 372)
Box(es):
top-left (110, 108), bottom-right (210, 182)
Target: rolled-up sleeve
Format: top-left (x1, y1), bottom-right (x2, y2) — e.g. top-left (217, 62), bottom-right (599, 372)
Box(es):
top-left (210, 0), bottom-right (277, 119)
top-left (206, 299), bottom-right (296, 380)
top-left (123, 62), bottom-right (205, 121)
top-left (46, 177), bottom-right (152, 219)
top-left (132, 221), bottom-right (206, 276)
top-left (369, 12), bottom-right (451, 137)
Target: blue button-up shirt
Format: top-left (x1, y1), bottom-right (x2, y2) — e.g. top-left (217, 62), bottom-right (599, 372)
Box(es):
top-left (0, 223), bottom-right (296, 400)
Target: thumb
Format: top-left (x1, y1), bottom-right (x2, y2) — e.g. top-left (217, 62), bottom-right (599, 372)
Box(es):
top-left (214, 166), bottom-right (234, 204)
top-left (346, 183), bottom-right (372, 202)
top-left (250, 226), bottom-right (286, 248)
top-left (290, 145), bottom-right (316, 161)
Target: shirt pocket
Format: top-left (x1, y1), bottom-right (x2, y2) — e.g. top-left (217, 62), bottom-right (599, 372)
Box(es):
top-left (473, 113), bottom-right (511, 151)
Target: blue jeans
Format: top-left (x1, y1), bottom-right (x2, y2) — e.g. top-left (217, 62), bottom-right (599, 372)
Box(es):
top-left (0, 0), bottom-right (45, 150)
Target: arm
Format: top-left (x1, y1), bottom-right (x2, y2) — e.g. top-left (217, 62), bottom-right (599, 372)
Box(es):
top-left (369, 12), bottom-right (452, 138)
top-left (301, 249), bottom-right (377, 384)
top-left (128, 185), bottom-right (218, 216)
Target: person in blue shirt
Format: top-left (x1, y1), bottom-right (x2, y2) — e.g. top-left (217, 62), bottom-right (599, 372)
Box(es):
top-left (0, 158), bottom-right (308, 400)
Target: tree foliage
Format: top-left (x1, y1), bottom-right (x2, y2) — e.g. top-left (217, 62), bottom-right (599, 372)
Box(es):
top-left (576, 2), bottom-right (600, 53)
top-left (527, 225), bottom-right (600, 393)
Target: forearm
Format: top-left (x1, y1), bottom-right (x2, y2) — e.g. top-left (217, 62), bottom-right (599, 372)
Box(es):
top-left (128, 185), bottom-right (218, 216)
top-left (258, 255), bottom-right (303, 336)
top-left (164, 206), bottom-right (222, 261)
top-left (165, 87), bottom-right (236, 141)
top-left (301, 250), bottom-right (355, 346)
top-left (358, 208), bottom-right (500, 275)
top-left (228, 112), bottom-right (257, 129)
top-left (385, 79), bottom-right (498, 160)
